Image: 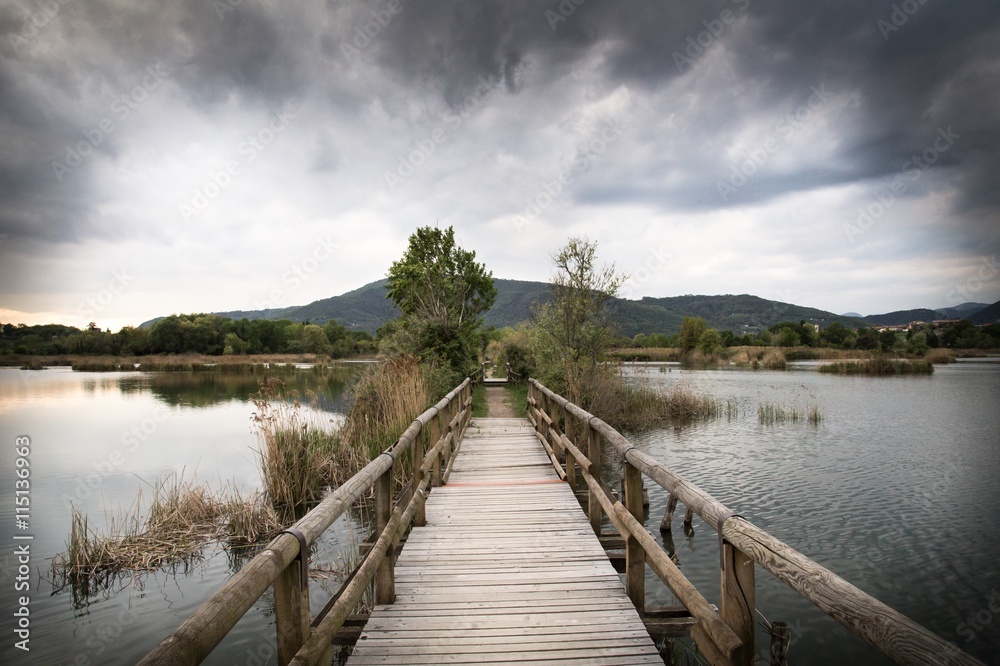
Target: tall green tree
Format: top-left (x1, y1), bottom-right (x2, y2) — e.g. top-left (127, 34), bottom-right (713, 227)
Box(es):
top-left (679, 316), bottom-right (708, 352)
top-left (384, 226), bottom-right (496, 377)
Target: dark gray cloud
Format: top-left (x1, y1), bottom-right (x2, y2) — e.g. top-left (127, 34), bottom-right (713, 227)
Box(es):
top-left (0, 0), bottom-right (998, 324)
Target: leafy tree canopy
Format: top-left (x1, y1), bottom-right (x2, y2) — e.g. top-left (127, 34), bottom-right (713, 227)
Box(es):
top-left (383, 226), bottom-right (496, 379)
top-left (386, 226), bottom-right (496, 333)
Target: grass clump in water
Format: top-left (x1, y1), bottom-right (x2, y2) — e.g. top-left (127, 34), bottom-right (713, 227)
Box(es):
top-left (340, 355), bottom-right (429, 463)
top-left (52, 472), bottom-right (229, 601)
top-left (757, 401), bottom-right (822, 426)
top-left (251, 378), bottom-right (340, 516)
top-left (582, 369), bottom-right (720, 431)
top-left (818, 358), bottom-right (934, 375)
top-left (924, 348), bottom-right (957, 364)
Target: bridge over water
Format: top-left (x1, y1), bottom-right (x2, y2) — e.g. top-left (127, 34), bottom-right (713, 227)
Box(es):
top-left (140, 372), bottom-right (985, 666)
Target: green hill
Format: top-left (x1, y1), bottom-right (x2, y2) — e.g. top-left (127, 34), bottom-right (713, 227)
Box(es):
top-left (185, 279), bottom-right (870, 337)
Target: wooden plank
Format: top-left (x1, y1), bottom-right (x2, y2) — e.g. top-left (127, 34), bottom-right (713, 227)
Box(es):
top-left (346, 418), bottom-right (660, 665)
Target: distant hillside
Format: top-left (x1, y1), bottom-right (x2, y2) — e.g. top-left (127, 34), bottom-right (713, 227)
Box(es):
top-left (627, 294), bottom-right (864, 336)
top-left (145, 278), bottom-right (992, 337)
top-left (971, 299), bottom-right (1000, 324)
top-left (861, 309), bottom-right (942, 327)
top-left (937, 302), bottom-right (988, 319)
top-left (482, 279), bottom-right (552, 329)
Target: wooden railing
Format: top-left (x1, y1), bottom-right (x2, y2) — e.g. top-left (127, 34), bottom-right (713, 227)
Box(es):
top-left (528, 379), bottom-right (985, 666)
top-left (139, 378), bottom-right (475, 666)
top-left (506, 362), bottom-right (522, 383)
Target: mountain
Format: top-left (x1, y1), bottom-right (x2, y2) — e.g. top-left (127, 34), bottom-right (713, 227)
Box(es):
top-left (861, 309), bottom-right (942, 326)
top-left (842, 312), bottom-right (863, 318)
top-left (936, 302), bottom-right (989, 319)
top-left (146, 278), bottom-right (992, 336)
top-left (971, 299), bottom-right (1000, 324)
top-left (618, 294), bottom-right (864, 337)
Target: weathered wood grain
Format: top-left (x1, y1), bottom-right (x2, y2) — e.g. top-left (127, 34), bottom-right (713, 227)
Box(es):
top-left (347, 418), bottom-right (661, 665)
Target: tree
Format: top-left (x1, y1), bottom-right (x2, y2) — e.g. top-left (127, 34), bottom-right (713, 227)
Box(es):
top-left (532, 238), bottom-right (626, 403)
top-left (698, 328), bottom-right (723, 355)
top-left (819, 322), bottom-right (851, 348)
top-left (878, 329), bottom-right (898, 351)
top-left (385, 226), bottom-right (496, 377)
top-left (679, 317), bottom-right (708, 352)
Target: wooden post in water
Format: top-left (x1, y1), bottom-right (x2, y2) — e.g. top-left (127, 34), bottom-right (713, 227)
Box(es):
top-left (661, 494), bottom-right (679, 532)
top-left (375, 465), bottom-right (395, 605)
top-left (770, 621), bottom-right (790, 665)
top-left (624, 460), bottom-right (646, 613)
top-left (722, 541), bottom-right (755, 666)
top-left (274, 555), bottom-right (309, 665)
top-left (588, 424), bottom-right (602, 535)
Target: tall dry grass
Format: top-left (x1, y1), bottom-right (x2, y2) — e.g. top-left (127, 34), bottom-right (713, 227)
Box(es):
top-left (581, 368), bottom-right (720, 431)
top-left (340, 355), bottom-right (429, 463)
top-left (250, 378), bottom-right (339, 515)
top-left (818, 358), bottom-right (934, 375)
top-left (924, 348), bottom-right (957, 364)
top-left (52, 472), bottom-right (228, 600)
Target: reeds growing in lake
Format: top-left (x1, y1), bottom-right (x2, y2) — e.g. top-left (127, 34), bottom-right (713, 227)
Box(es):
top-left (250, 377), bottom-right (340, 515)
top-left (583, 369), bottom-right (721, 431)
top-left (51, 472), bottom-right (227, 600)
top-left (818, 358), bottom-right (934, 375)
top-left (924, 348), bottom-right (957, 364)
top-left (757, 401), bottom-right (822, 425)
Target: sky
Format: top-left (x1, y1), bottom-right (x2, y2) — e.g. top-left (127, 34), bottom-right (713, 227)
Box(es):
top-left (1, 0), bottom-right (999, 331)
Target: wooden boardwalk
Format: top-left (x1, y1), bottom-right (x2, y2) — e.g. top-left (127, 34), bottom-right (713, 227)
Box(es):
top-left (348, 417), bottom-right (663, 665)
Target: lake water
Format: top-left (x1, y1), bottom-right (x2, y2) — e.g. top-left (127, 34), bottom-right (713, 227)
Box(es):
top-left (1, 361), bottom-right (998, 664)
top-left (0, 365), bottom-right (365, 666)
top-left (622, 360), bottom-right (1000, 665)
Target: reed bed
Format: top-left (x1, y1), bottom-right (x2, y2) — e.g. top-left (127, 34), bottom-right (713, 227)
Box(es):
top-left (729, 347), bottom-right (788, 369)
top-left (584, 370), bottom-right (720, 431)
top-left (818, 358), bottom-right (934, 375)
top-left (757, 401), bottom-right (822, 426)
top-left (924, 348), bottom-right (957, 364)
top-left (340, 355), bottom-right (429, 463)
top-left (251, 378), bottom-right (340, 515)
top-left (51, 473), bottom-right (227, 596)
top-left (607, 347), bottom-right (683, 362)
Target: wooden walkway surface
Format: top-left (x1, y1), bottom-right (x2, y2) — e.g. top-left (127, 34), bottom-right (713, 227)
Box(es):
top-left (347, 418), bottom-right (662, 665)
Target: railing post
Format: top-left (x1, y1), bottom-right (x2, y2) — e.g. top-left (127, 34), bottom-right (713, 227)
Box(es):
top-left (624, 460), bottom-right (645, 613)
top-left (375, 465), bottom-right (395, 605)
top-left (432, 407), bottom-right (443, 487)
top-left (587, 424), bottom-right (602, 535)
top-left (564, 404), bottom-right (576, 489)
top-left (414, 417), bottom-right (427, 527)
top-left (274, 542), bottom-right (309, 666)
top-left (539, 390), bottom-right (550, 446)
top-left (722, 540), bottom-right (755, 666)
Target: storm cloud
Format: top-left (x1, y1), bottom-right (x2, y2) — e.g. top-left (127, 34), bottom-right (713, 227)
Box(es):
top-left (1, 0), bottom-right (998, 327)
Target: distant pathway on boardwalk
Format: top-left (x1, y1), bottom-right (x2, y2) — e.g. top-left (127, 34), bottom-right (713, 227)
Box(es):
top-left (347, 418), bottom-right (662, 665)
top-left (484, 385), bottom-right (517, 418)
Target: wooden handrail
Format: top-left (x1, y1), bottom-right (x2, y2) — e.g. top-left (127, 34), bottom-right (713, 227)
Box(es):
top-left (140, 377), bottom-right (473, 665)
top-left (529, 379), bottom-right (985, 666)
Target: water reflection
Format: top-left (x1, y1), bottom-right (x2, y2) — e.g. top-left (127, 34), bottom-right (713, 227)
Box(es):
top-left (0, 364), bottom-right (369, 666)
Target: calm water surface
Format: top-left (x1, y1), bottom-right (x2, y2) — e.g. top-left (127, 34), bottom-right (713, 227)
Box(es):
top-left (623, 360), bottom-right (1000, 665)
top-left (1, 361), bottom-right (998, 664)
top-left (0, 366), bottom-right (364, 666)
